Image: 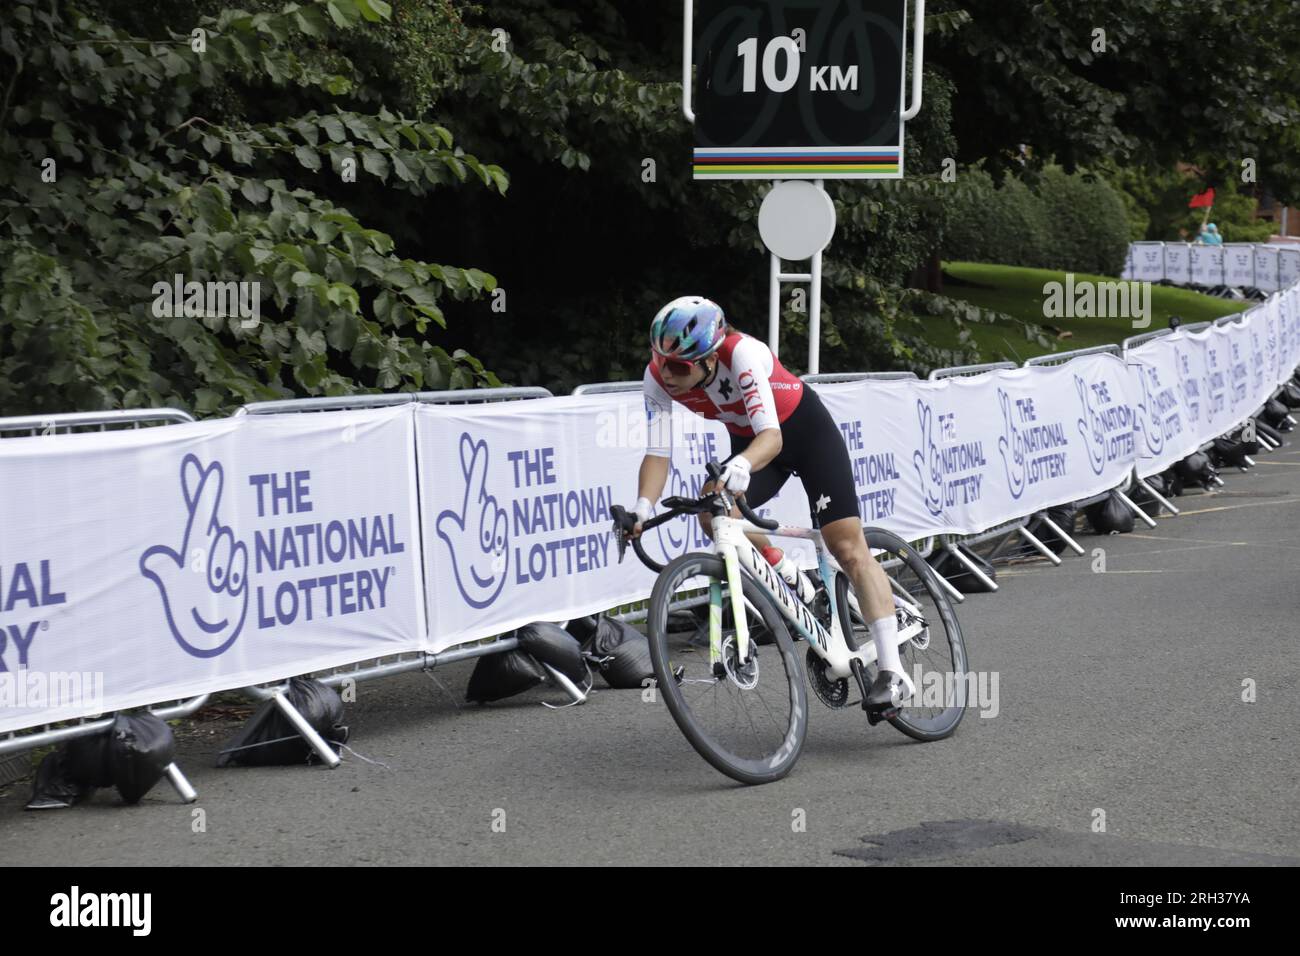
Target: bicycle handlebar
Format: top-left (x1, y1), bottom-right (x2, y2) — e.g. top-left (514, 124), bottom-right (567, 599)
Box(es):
top-left (611, 459), bottom-right (780, 574)
top-left (703, 460), bottom-right (780, 532)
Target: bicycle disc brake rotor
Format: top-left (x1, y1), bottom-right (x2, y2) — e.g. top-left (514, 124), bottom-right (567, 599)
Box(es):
top-left (806, 646), bottom-right (850, 708)
top-left (897, 605), bottom-right (930, 651)
top-left (721, 635), bottom-right (760, 690)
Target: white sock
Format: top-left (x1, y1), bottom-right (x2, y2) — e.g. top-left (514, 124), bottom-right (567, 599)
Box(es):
top-left (869, 616), bottom-right (903, 675)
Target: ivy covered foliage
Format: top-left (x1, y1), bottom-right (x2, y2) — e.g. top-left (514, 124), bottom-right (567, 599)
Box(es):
top-left (0, 0), bottom-right (502, 416)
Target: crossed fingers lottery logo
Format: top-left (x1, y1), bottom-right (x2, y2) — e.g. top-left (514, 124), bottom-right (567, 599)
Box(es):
top-left (140, 454), bottom-right (250, 658)
top-left (436, 432), bottom-right (509, 609)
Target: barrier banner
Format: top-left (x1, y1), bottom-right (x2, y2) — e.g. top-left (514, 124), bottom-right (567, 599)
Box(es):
top-left (1163, 243), bottom-right (1192, 285)
top-left (414, 393), bottom-right (829, 649)
top-left (1253, 246), bottom-right (1281, 292)
top-left (815, 379), bottom-right (955, 541)
top-left (0, 407), bottom-right (426, 734)
top-left (1224, 244), bottom-right (1256, 287)
top-left (1282, 286), bottom-right (1300, 377)
top-left (1280, 248), bottom-right (1300, 290)
top-left (1128, 338), bottom-right (1201, 477)
top-left (8, 281), bottom-right (1300, 733)
top-left (1131, 242), bottom-right (1165, 283)
top-left (1190, 244), bottom-right (1225, 286)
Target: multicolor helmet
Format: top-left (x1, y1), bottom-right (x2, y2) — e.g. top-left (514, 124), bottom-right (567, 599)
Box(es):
top-left (649, 296), bottom-right (726, 363)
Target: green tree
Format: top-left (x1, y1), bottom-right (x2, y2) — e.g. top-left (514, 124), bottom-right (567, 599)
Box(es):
top-left (0, 0), bottom-right (501, 417)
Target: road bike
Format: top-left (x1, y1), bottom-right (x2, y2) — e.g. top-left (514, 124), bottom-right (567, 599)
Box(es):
top-left (612, 461), bottom-right (967, 785)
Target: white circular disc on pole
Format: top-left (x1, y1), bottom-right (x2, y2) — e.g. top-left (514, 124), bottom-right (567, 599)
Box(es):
top-left (758, 181), bottom-right (836, 261)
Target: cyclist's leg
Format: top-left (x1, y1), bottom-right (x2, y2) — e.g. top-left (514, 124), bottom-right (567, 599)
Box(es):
top-left (783, 391), bottom-right (909, 693)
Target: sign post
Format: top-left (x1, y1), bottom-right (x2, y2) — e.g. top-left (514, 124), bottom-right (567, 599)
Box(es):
top-left (682, 0), bottom-right (925, 372)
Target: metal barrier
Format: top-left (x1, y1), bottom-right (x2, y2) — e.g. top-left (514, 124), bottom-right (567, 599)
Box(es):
top-left (1122, 329), bottom-right (1174, 351)
top-left (237, 386), bottom-right (553, 416)
top-left (1023, 343), bottom-right (1122, 367)
top-left (236, 385), bottom-right (582, 760)
top-left (802, 371), bottom-right (920, 384)
top-left (929, 361), bottom-right (1016, 381)
top-left (926, 360), bottom-right (1080, 577)
top-left (0, 407), bottom-right (194, 437)
top-left (571, 382), bottom-right (640, 396)
top-left (0, 408), bottom-right (202, 802)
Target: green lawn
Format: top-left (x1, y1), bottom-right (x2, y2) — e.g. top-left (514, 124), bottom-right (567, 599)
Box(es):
top-left (923, 262), bottom-right (1245, 363)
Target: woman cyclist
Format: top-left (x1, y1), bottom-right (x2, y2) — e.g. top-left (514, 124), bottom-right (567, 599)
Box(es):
top-left (627, 295), bottom-right (914, 722)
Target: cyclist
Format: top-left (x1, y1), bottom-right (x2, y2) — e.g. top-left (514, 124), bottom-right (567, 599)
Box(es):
top-left (627, 295), bottom-right (914, 721)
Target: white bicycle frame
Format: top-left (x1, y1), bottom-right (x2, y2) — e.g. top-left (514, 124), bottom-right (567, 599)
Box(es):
top-left (709, 514), bottom-right (927, 681)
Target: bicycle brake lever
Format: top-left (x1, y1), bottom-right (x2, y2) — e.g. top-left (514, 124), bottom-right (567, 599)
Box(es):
top-left (610, 506), bottom-right (631, 563)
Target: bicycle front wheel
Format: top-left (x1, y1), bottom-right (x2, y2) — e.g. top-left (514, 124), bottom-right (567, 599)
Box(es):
top-left (647, 552), bottom-right (808, 785)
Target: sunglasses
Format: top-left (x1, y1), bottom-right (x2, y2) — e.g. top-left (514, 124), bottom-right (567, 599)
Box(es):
top-left (662, 357), bottom-right (706, 376)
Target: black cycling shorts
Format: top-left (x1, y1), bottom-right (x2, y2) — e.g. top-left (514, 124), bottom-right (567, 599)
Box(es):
top-left (724, 386), bottom-right (860, 527)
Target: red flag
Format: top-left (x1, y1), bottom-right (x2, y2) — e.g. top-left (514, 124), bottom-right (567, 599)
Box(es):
top-left (1189, 187), bottom-right (1216, 208)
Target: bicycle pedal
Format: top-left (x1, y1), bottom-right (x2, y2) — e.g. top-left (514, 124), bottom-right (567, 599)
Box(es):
top-left (864, 704), bottom-right (899, 726)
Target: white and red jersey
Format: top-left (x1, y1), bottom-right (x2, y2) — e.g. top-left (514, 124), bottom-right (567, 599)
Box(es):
top-left (642, 332), bottom-right (805, 457)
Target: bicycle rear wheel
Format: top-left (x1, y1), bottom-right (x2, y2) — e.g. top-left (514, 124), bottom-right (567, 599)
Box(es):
top-left (647, 552), bottom-right (808, 785)
top-left (837, 529), bottom-right (968, 741)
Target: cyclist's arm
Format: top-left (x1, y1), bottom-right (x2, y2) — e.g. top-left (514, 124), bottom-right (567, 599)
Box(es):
top-left (637, 367), bottom-right (674, 515)
top-left (729, 336), bottom-right (784, 470)
top-left (638, 454), bottom-right (669, 505)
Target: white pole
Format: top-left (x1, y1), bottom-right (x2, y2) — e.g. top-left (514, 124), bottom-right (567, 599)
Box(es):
top-left (808, 178), bottom-right (825, 375)
top-left (681, 0), bottom-right (695, 122)
top-left (809, 249), bottom-right (822, 375)
top-left (769, 251), bottom-right (781, 357)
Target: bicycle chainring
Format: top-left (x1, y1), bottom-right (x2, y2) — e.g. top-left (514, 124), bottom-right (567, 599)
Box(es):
top-left (806, 647), bottom-right (850, 708)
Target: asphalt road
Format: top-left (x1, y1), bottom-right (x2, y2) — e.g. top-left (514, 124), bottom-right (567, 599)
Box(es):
top-left (4, 449), bottom-right (1300, 866)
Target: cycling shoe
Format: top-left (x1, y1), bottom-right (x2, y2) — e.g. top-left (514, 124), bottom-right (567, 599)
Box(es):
top-left (864, 668), bottom-right (915, 726)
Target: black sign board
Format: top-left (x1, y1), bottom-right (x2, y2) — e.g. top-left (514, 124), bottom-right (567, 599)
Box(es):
top-left (692, 0), bottom-right (907, 179)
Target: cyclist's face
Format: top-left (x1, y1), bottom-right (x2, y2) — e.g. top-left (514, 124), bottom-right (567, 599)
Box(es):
top-left (660, 355), bottom-right (711, 394)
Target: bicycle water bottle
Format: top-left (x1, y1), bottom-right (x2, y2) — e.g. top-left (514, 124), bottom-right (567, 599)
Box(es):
top-left (762, 547), bottom-right (816, 604)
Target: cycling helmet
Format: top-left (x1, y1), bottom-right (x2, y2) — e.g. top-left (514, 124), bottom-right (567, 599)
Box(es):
top-left (650, 296), bottom-right (726, 363)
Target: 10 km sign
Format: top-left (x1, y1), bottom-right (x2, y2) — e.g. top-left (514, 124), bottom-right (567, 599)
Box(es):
top-left (692, 0), bottom-right (907, 179)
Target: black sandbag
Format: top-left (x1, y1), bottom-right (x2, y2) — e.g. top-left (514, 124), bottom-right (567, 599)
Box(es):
top-left (1173, 451), bottom-right (1218, 489)
top-left (66, 729), bottom-right (115, 788)
top-left (465, 649), bottom-right (547, 703)
top-left (26, 750), bottom-right (89, 810)
top-left (1130, 476), bottom-right (1170, 516)
top-left (218, 676), bottom-right (348, 766)
top-left (1260, 399), bottom-right (1291, 429)
top-left (927, 544), bottom-right (996, 593)
top-left (1162, 465), bottom-right (1185, 497)
top-left (1209, 437), bottom-right (1251, 469)
top-left (109, 713), bottom-right (175, 804)
top-left (563, 615), bottom-right (599, 643)
top-left (582, 616), bottom-right (655, 689)
top-left (517, 622), bottom-right (590, 686)
top-left (1279, 382), bottom-right (1300, 408)
top-left (1085, 491), bottom-right (1135, 534)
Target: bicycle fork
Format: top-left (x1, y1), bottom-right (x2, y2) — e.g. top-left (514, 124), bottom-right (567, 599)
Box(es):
top-left (710, 544), bottom-right (751, 676)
